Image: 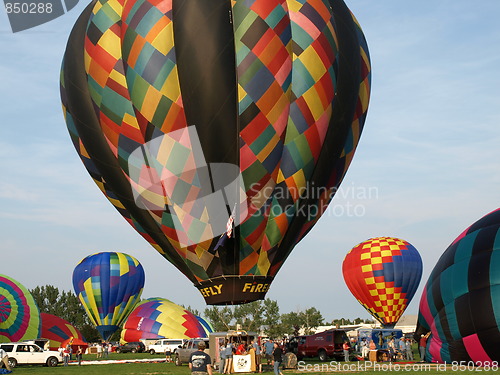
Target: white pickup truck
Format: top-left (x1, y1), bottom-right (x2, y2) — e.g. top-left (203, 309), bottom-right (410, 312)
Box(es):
top-left (147, 339), bottom-right (186, 355)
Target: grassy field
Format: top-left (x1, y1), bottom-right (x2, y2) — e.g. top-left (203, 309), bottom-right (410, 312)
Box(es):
top-left (6, 353), bottom-right (500, 375)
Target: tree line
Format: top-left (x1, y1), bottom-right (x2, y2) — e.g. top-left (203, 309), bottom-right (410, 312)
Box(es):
top-left (30, 286), bottom-right (373, 342)
top-left (198, 299), bottom-right (373, 338)
top-left (30, 285), bottom-right (103, 342)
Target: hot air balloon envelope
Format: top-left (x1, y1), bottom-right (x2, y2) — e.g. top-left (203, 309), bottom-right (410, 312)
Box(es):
top-left (121, 298), bottom-right (206, 343)
top-left (40, 313), bottom-right (87, 351)
top-left (0, 274), bottom-right (41, 343)
top-left (72, 252), bottom-right (145, 340)
top-left (61, 0), bottom-right (371, 304)
top-left (416, 209), bottom-right (500, 363)
top-left (343, 237), bottom-right (423, 327)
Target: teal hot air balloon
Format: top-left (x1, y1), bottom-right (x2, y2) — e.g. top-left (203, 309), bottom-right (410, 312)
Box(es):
top-left (416, 209), bottom-right (500, 364)
top-left (61, 0), bottom-right (371, 304)
top-left (72, 252), bottom-right (145, 340)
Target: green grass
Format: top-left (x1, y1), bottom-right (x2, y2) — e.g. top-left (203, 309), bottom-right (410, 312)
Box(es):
top-left (7, 355), bottom-right (500, 374)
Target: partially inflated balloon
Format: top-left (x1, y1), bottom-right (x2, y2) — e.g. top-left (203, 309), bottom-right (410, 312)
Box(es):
top-left (72, 252), bottom-right (145, 340)
top-left (61, 0), bottom-right (371, 304)
top-left (120, 298), bottom-right (206, 342)
top-left (0, 274), bottom-right (41, 342)
top-left (343, 237), bottom-right (423, 327)
top-left (416, 209), bottom-right (500, 363)
top-left (40, 313), bottom-right (87, 351)
top-left (196, 315), bottom-right (214, 336)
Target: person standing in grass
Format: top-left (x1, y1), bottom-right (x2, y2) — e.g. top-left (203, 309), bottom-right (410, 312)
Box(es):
top-left (405, 339), bottom-right (414, 361)
top-left (219, 340), bottom-right (227, 374)
top-left (76, 346), bottom-right (83, 366)
top-left (263, 339), bottom-right (274, 369)
top-left (251, 339), bottom-right (262, 373)
top-left (272, 343), bottom-right (283, 375)
top-left (96, 343), bottom-right (103, 359)
top-left (63, 345), bottom-right (71, 366)
top-left (104, 342), bottom-right (109, 358)
top-left (189, 341), bottom-right (212, 375)
top-left (419, 333), bottom-right (430, 362)
top-left (343, 341), bottom-right (350, 362)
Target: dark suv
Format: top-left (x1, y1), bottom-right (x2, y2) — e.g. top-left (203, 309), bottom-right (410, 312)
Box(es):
top-left (116, 341), bottom-right (145, 353)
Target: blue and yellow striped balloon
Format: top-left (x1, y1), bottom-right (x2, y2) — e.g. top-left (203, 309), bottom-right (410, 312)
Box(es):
top-left (72, 252), bottom-right (145, 340)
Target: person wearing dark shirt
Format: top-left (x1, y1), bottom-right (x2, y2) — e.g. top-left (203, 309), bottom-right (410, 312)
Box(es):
top-left (189, 341), bottom-right (213, 375)
top-left (272, 343), bottom-right (283, 375)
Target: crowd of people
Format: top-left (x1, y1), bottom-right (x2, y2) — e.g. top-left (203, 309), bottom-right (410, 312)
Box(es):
top-left (355, 336), bottom-right (415, 361)
top-left (217, 338), bottom-right (279, 374)
top-left (188, 338), bottom-right (286, 375)
top-left (93, 342), bottom-right (112, 359)
top-left (57, 344), bottom-right (84, 366)
top-left (57, 341), bottom-right (112, 366)
top-left (187, 334), bottom-right (427, 375)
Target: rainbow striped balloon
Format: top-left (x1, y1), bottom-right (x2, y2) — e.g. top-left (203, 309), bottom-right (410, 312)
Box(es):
top-left (196, 315), bottom-right (214, 337)
top-left (0, 274), bottom-right (41, 342)
top-left (121, 298), bottom-right (206, 342)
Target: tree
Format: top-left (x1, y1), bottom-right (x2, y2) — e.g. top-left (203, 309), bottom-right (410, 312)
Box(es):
top-left (233, 301), bottom-right (264, 332)
top-left (300, 307), bottom-right (324, 334)
top-left (281, 311), bottom-right (301, 336)
top-left (204, 306), bottom-right (234, 331)
top-left (30, 285), bottom-right (63, 316)
top-left (262, 299), bottom-right (283, 338)
top-left (30, 285), bottom-right (99, 341)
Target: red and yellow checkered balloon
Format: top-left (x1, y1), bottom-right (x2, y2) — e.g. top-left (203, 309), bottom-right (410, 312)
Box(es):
top-left (342, 237), bottom-right (423, 327)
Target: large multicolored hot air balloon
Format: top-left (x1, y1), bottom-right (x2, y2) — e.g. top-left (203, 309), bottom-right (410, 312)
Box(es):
top-left (72, 252), bottom-right (145, 340)
top-left (40, 313), bottom-right (87, 351)
top-left (343, 237), bottom-right (423, 327)
top-left (61, 0), bottom-right (371, 304)
top-left (0, 274), bottom-right (41, 342)
top-left (120, 298), bottom-right (207, 342)
top-left (416, 209), bottom-right (500, 364)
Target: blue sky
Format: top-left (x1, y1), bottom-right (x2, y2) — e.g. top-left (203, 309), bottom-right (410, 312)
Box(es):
top-left (1, 0), bottom-right (500, 323)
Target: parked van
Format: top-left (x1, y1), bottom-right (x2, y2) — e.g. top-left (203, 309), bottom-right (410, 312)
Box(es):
top-left (148, 338), bottom-right (186, 354)
top-left (288, 329), bottom-right (349, 361)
